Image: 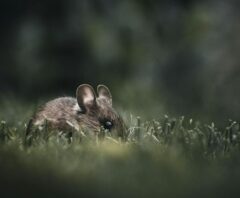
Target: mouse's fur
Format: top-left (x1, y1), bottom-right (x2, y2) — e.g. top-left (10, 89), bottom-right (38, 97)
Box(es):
top-left (27, 84), bottom-right (126, 140)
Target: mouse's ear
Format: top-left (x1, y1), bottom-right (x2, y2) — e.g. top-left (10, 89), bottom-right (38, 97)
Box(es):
top-left (76, 84), bottom-right (96, 113)
top-left (97, 84), bottom-right (112, 106)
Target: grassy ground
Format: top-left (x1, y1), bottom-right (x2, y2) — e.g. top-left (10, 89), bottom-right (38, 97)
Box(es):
top-left (0, 100), bottom-right (240, 198)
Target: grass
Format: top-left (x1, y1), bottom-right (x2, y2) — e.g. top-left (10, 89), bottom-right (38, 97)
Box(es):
top-left (0, 102), bottom-right (240, 198)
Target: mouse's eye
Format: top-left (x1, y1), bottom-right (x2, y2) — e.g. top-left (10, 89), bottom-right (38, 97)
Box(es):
top-left (103, 120), bottom-right (113, 130)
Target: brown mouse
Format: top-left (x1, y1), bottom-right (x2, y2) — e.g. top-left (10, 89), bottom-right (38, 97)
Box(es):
top-left (27, 84), bottom-right (126, 141)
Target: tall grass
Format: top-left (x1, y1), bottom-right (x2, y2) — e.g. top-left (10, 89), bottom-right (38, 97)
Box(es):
top-left (0, 110), bottom-right (240, 198)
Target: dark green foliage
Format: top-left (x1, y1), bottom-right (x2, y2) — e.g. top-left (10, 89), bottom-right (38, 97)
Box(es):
top-left (1, 0), bottom-right (240, 123)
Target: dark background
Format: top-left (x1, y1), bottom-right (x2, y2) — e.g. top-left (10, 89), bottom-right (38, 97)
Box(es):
top-left (0, 0), bottom-right (240, 123)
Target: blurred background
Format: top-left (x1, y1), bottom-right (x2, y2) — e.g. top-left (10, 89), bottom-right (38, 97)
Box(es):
top-left (0, 0), bottom-right (240, 124)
